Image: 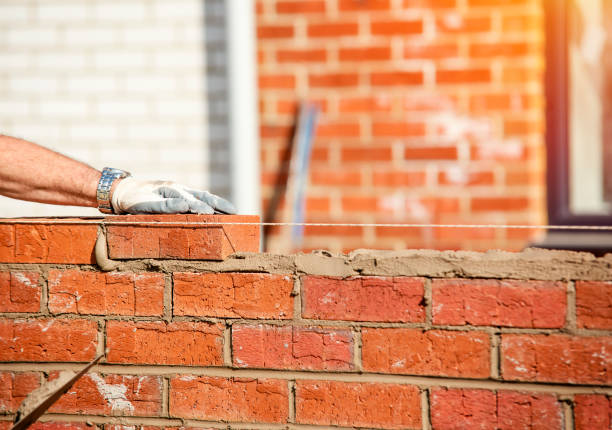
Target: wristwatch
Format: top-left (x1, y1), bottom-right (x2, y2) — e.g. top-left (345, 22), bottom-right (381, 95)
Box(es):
top-left (96, 167), bottom-right (131, 214)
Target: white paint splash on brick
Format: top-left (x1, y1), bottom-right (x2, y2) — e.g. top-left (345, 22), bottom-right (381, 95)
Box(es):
top-left (89, 373), bottom-right (134, 414)
top-left (13, 272), bottom-right (36, 287)
top-left (40, 320), bottom-right (54, 332)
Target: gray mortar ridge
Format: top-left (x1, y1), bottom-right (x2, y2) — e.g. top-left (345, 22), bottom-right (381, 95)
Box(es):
top-left (93, 248), bottom-right (612, 281)
top-left (1, 247), bottom-right (611, 281)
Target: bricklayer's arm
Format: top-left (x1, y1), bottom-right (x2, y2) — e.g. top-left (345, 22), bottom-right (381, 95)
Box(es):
top-left (0, 134), bottom-right (101, 208)
top-left (0, 134), bottom-right (236, 215)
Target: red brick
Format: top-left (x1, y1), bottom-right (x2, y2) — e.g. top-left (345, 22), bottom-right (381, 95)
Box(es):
top-left (362, 328), bottom-right (490, 378)
top-left (173, 273), bottom-right (293, 319)
top-left (437, 68), bottom-right (491, 84)
top-left (404, 0), bottom-right (456, 7)
top-left (0, 225), bottom-right (15, 262)
top-left (338, 96), bottom-right (392, 113)
top-left (317, 122), bottom-right (360, 138)
top-left (470, 42), bottom-right (532, 57)
top-left (373, 170), bottom-right (424, 187)
top-left (471, 197), bottom-right (529, 211)
top-left (106, 215), bottom-right (259, 260)
top-left (339, 46), bottom-right (391, 62)
top-left (469, 0), bottom-right (529, 6)
top-left (504, 119), bottom-right (543, 135)
top-left (308, 22), bottom-right (359, 38)
top-left (107, 321), bottom-right (223, 366)
top-left (498, 391), bottom-right (563, 429)
top-left (258, 24), bottom-right (294, 39)
top-left (276, 0), bottom-right (325, 13)
top-left (370, 19), bottom-right (422, 35)
top-left (0, 222), bottom-right (97, 264)
top-left (371, 71), bottom-right (423, 86)
top-left (0, 318), bottom-right (97, 362)
top-left (431, 388), bottom-right (563, 430)
top-left (296, 380), bottom-right (420, 429)
top-left (0, 372), bottom-right (40, 412)
top-left (259, 74), bottom-right (295, 89)
top-left (170, 376), bottom-right (288, 423)
top-left (310, 169), bottom-right (362, 186)
top-left (404, 42), bottom-right (459, 59)
top-left (339, 0), bottom-right (390, 11)
top-left (341, 146), bottom-right (392, 162)
top-left (438, 169), bottom-right (495, 186)
top-left (302, 276), bottom-right (425, 322)
top-left (574, 395), bottom-right (612, 430)
top-left (432, 279), bottom-right (566, 328)
top-left (277, 48), bottom-right (326, 63)
top-left (0, 272), bottom-right (40, 313)
top-left (49, 373), bottom-right (161, 416)
top-left (373, 122), bottom-right (425, 137)
top-left (233, 325), bottom-right (353, 370)
top-left (309, 73), bottom-right (359, 88)
top-left (503, 14), bottom-right (542, 32)
top-left (341, 196), bottom-right (378, 212)
top-left (405, 146), bottom-right (457, 160)
top-left (576, 281), bottom-right (612, 329)
top-left (48, 270), bottom-right (164, 316)
top-left (501, 334), bottom-right (612, 384)
top-left (436, 16), bottom-right (491, 33)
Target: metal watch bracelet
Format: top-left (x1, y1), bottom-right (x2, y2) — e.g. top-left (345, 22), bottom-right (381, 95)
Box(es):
top-left (96, 167), bottom-right (131, 214)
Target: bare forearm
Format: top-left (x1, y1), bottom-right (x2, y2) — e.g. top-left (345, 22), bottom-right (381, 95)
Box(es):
top-left (0, 135), bottom-right (101, 207)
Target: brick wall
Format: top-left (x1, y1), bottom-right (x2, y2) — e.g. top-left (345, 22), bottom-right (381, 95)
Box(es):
top-left (1, 216), bottom-right (611, 429)
top-left (0, 0), bottom-right (229, 217)
top-left (257, 0), bottom-right (546, 253)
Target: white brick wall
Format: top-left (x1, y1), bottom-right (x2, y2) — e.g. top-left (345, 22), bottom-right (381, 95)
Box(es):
top-left (0, 0), bottom-right (226, 217)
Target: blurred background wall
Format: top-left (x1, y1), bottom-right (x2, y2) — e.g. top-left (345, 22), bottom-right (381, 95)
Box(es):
top-left (257, 0), bottom-right (546, 253)
top-left (0, 0), bottom-right (547, 254)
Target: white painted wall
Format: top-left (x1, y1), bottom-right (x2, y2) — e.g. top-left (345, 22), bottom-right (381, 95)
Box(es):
top-left (0, 0), bottom-right (214, 217)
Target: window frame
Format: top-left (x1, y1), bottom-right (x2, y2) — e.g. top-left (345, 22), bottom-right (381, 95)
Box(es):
top-left (545, 0), bottom-right (612, 225)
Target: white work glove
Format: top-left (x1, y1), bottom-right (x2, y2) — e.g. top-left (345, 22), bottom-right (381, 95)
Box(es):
top-left (110, 178), bottom-right (236, 215)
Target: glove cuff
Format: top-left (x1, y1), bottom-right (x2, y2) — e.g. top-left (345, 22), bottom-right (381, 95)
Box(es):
top-left (97, 167), bottom-right (131, 214)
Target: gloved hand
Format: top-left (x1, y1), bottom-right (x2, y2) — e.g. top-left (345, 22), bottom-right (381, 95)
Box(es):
top-left (110, 178), bottom-right (236, 215)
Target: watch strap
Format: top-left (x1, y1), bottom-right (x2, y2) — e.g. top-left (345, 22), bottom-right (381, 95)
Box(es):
top-left (97, 167), bottom-right (131, 214)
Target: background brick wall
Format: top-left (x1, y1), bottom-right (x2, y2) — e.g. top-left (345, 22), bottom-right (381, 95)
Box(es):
top-left (0, 0), bottom-right (230, 217)
top-left (0, 217), bottom-right (611, 429)
top-left (257, 0), bottom-right (546, 253)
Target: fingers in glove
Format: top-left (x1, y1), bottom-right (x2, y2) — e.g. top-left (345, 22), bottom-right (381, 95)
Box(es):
top-left (128, 198), bottom-right (190, 214)
top-left (186, 189), bottom-right (237, 214)
top-left (186, 199), bottom-right (215, 215)
top-left (158, 186), bottom-right (214, 214)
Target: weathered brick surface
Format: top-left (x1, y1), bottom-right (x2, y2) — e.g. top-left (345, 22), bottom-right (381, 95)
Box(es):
top-left (302, 276), bottom-right (425, 322)
top-left (48, 270), bottom-right (164, 316)
top-left (430, 388), bottom-right (563, 429)
top-left (48, 373), bottom-right (162, 416)
top-left (0, 223), bottom-right (97, 264)
top-left (501, 334), bottom-right (612, 384)
top-left (362, 328), bottom-right (490, 378)
top-left (169, 376), bottom-right (288, 423)
top-left (232, 324), bottom-right (353, 370)
top-left (0, 372), bottom-right (40, 413)
top-left (0, 271), bottom-right (40, 313)
top-left (106, 321), bottom-right (223, 366)
top-left (173, 273), bottom-right (293, 318)
top-left (576, 281), bottom-right (612, 329)
top-left (106, 214), bottom-right (259, 260)
top-left (432, 279), bottom-right (566, 328)
top-left (295, 380), bottom-right (421, 429)
top-left (0, 318), bottom-right (98, 362)
top-left (3, 424), bottom-right (90, 430)
top-left (574, 394), bottom-right (612, 430)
